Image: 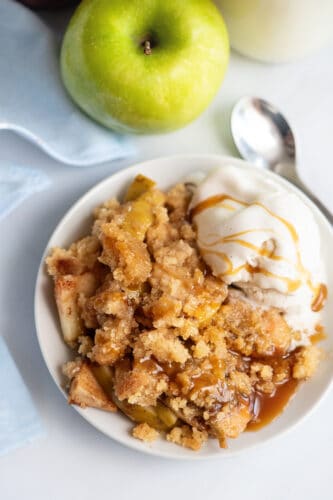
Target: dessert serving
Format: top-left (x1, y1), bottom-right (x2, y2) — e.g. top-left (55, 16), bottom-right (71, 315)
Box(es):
top-left (46, 166), bottom-right (327, 451)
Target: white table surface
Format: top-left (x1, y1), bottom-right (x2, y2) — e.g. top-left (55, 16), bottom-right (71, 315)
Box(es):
top-left (1, 7), bottom-right (333, 500)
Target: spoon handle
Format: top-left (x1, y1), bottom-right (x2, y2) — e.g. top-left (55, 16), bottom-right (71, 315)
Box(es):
top-left (274, 162), bottom-right (333, 224)
top-left (286, 176), bottom-right (333, 225)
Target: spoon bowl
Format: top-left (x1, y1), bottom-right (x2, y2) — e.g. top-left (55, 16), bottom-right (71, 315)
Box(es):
top-left (231, 96), bottom-right (296, 170)
top-left (231, 96), bottom-right (332, 224)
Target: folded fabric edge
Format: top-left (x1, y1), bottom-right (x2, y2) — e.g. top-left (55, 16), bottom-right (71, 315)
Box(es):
top-left (2, 124), bottom-right (136, 167)
top-left (0, 337), bottom-right (45, 458)
top-left (0, 165), bottom-right (51, 219)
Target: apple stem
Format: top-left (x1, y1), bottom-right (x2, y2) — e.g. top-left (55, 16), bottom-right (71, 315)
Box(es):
top-left (144, 40), bottom-right (152, 55)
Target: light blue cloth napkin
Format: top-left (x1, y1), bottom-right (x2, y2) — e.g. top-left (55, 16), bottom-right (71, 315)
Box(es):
top-left (0, 165), bottom-right (51, 220)
top-left (0, 337), bottom-right (44, 457)
top-left (0, 0), bottom-right (134, 166)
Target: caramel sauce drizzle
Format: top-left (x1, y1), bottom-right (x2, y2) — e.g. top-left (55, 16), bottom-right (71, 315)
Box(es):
top-left (190, 194), bottom-right (248, 219)
top-left (191, 194), bottom-right (327, 309)
top-left (201, 248), bottom-right (302, 292)
top-left (310, 325), bottom-right (327, 344)
top-left (146, 355), bottom-right (302, 433)
top-left (247, 378), bottom-right (299, 431)
top-left (311, 283), bottom-right (327, 312)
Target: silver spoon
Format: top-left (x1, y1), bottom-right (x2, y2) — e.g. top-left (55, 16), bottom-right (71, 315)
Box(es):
top-left (231, 96), bottom-right (332, 224)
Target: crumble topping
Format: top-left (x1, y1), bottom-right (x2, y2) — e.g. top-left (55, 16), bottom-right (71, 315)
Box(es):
top-left (132, 423), bottom-right (159, 443)
top-left (48, 174), bottom-right (324, 451)
top-left (166, 425), bottom-right (208, 451)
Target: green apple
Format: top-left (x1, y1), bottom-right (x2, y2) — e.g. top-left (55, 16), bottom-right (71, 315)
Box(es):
top-left (61, 0), bottom-right (229, 134)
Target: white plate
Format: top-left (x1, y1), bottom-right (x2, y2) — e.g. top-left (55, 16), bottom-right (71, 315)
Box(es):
top-left (34, 154), bottom-right (333, 460)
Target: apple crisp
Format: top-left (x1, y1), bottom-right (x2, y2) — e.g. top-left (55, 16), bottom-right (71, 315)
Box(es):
top-left (47, 174), bottom-right (322, 451)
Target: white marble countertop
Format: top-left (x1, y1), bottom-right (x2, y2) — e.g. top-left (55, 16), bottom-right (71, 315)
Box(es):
top-left (0, 6), bottom-right (333, 500)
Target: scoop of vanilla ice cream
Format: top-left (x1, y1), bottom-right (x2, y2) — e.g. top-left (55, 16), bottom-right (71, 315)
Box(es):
top-left (189, 166), bottom-right (326, 337)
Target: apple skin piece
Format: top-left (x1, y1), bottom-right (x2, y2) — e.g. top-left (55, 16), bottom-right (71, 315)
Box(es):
top-left (60, 0), bottom-right (229, 134)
